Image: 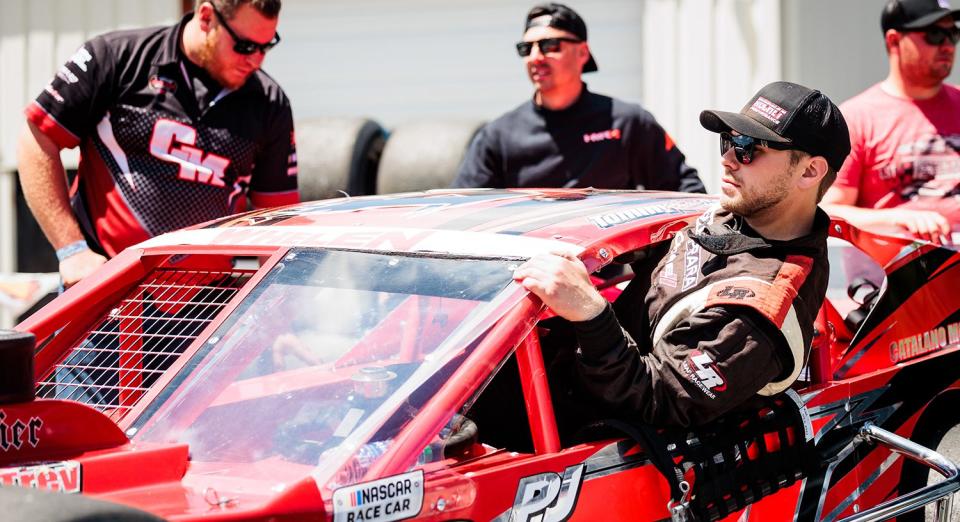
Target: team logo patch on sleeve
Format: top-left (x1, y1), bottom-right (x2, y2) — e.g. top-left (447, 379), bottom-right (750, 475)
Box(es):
top-left (715, 286), bottom-right (756, 300)
top-left (680, 350), bottom-right (727, 399)
top-left (333, 469), bottom-right (423, 522)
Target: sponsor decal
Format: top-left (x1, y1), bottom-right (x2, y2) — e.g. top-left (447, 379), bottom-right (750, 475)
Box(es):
top-left (0, 461), bottom-right (81, 493)
top-left (680, 350), bottom-right (726, 399)
top-left (658, 232), bottom-right (684, 288)
top-left (587, 201), bottom-right (707, 229)
top-left (889, 320), bottom-right (960, 363)
top-left (287, 130), bottom-right (298, 176)
top-left (332, 470), bottom-right (423, 522)
top-left (715, 286), bottom-right (756, 300)
top-left (681, 237), bottom-right (701, 291)
top-left (149, 119), bottom-right (230, 187)
top-left (749, 96), bottom-right (787, 125)
top-left (149, 75), bottom-right (177, 94)
top-left (0, 411), bottom-right (42, 452)
top-left (664, 131), bottom-right (675, 151)
top-left (55, 66), bottom-right (79, 84)
top-left (69, 47), bottom-right (93, 72)
top-left (693, 208), bottom-right (715, 234)
top-left (509, 464), bottom-right (584, 522)
top-left (44, 85), bottom-right (65, 103)
top-left (229, 174), bottom-right (252, 209)
top-left (583, 128), bottom-right (621, 143)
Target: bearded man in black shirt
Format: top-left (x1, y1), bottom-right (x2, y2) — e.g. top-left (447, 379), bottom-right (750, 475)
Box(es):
top-left (452, 3), bottom-right (705, 193)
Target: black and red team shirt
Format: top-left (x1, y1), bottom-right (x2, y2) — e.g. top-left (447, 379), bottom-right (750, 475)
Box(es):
top-left (25, 14), bottom-right (299, 257)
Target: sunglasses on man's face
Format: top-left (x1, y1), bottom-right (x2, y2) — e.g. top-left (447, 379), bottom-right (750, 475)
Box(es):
top-left (515, 37), bottom-right (582, 57)
top-left (720, 132), bottom-right (792, 165)
top-left (914, 25), bottom-right (960, 46)
top-left (210, 2), bottom-right (281, 55)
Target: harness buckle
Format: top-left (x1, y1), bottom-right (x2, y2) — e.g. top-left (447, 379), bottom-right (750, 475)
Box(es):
top-left (667, 480), bottom-right (692, 522)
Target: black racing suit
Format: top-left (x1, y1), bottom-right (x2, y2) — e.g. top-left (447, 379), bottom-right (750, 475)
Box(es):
top-left (573, 207), bottom-right (831, 426)
top-left (451, 84), bottom-right (705, 193)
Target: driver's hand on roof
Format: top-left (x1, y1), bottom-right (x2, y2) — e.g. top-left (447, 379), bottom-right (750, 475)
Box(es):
top-left (513, 251), bottom-right (608, 322)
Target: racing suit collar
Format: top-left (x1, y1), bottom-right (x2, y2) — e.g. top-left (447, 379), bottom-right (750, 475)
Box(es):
top-left (689, 208), bottom-right (830, 256)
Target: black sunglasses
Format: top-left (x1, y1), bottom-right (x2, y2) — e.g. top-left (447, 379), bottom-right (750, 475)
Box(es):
top-left (516, 37), bottom-right (582, 57)
top-left (720, 132), bottom-right (792, 165)
top-left (911, 25), bottom-right (960, 46)
top-left (209, 2), bottom-right (281, 55)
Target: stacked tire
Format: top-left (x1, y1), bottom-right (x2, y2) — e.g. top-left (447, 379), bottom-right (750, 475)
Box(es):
top-left (295, 117), bottom-right (386, 201)
top-left (375, 120), bottom-right (485, 194)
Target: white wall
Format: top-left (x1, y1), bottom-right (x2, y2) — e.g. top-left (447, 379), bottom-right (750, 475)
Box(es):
top-left (639, 0), bottom-right (783, 192)
top-left (267, 0), bottom-right (646, 124)
top-left (0, 0), bottom-right (180, 172)
top-left (267, 0), bottom-right (785, 194)
top-left (0, 0), bottom-right (178, 326)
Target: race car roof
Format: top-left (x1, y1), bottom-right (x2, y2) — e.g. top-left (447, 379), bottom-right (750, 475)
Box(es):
top-left (138, 189), bottom-right (716, 258)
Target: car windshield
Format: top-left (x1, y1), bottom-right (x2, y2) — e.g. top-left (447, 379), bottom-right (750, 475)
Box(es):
top-left (130, 248), bottom-right (519, 486)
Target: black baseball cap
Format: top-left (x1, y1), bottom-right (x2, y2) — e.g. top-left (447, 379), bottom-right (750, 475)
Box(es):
top-left (699, 81), bottom-right (851, 171)
top-left (524, 3), bottom-right (598, 73)
top-left (882, 0), bottom-right (960, 32)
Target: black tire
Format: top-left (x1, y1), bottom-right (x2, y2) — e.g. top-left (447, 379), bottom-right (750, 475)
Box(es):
top-left (375, 120), bottom-right (485, 194)
top-left (0, 487), bottom-right (165, 522)
top-left (899, 392), bottom-right (960, 522)
top-left (295, 117), bottom-right (386, 201)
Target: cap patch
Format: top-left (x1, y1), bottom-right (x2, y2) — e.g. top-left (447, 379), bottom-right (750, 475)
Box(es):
top-left (526, 14), bottom-right (554, 28)
top-left (940, 0), bottom-right (952, 9)
top-left (750, 97), bottom-right (788, 125)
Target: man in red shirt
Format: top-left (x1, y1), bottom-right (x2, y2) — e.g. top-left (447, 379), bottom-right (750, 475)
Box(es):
top-left (823, 0), bottom-right (960, 244)
top-left (18, 0), bottom-right (299, 288)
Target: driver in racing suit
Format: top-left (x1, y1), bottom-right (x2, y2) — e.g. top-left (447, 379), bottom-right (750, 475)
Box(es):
top-left (514, 82), bottom-right (851, 426)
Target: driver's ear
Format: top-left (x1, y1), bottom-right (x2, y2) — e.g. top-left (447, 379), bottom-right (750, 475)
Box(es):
top-left (797, 155), bottom-right (828, 191)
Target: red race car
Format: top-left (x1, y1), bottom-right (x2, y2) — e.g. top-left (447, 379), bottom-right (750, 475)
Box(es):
top-left (4, 189), bottom-right (960, 521)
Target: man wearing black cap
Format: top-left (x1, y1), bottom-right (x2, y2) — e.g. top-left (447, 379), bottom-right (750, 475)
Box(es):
top-left (451, 3), bottom-right (704, 194)
top-left (514, 82), bottom-right (849, 426)
top-left (823, 0), bottom-right (960, 244)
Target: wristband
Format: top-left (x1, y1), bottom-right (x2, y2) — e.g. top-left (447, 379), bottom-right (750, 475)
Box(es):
top-left (55, 240), bottom-right (91, 262)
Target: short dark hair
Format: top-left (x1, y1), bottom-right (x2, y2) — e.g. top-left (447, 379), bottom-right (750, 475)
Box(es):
top-left (198, 0), bottom-right (281, 20)
top-left (789, 149), bottom-right (836, 202)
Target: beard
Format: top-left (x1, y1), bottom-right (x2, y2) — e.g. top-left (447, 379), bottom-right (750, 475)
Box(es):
top-left (720, 167), bottom-right (794, 218)
top-left (196, 34), bottom-right (248, 90)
